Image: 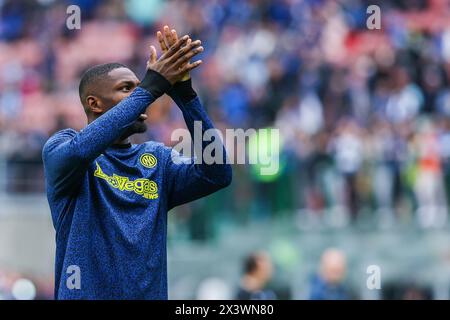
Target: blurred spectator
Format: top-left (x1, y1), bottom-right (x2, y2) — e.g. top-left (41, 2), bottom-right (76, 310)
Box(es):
top-left (382, 281), bottom-right (433, 300)
top-left (236, 251), bottom-right (276, 300)
top-left (309, 248), bottom-right (353, 300)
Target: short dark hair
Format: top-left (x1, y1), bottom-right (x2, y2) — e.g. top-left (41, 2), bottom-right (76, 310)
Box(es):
top-left (243, 253), bottom-right (259, 274)
top-left (78, 62), bottom-right (128, 107)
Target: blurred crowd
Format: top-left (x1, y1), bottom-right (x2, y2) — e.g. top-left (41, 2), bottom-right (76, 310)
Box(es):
top-left (0, 267), bottom-right (53, 299)
top-left (187, 248), bottom-right (433, 300)
top-left (2, 0), bottom-right (450, 230)
top-left (1, 247), bottom-right (433, 300)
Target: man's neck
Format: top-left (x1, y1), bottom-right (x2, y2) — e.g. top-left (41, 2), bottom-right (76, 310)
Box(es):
top-left (113, 137), bottom-right (131, 146)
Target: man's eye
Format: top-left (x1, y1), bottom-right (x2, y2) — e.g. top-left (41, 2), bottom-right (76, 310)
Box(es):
top-left (121, 86), bottom-right (131, 92)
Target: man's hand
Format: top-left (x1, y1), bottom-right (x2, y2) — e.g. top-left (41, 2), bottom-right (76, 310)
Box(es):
top-left (157, 26), bottom-right (193, 82)
top-left (146, 34), bottom-right (203, 85)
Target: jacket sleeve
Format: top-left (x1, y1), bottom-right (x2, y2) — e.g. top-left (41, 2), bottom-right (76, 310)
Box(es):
top-left (164, 79), bottom-right (232, 210)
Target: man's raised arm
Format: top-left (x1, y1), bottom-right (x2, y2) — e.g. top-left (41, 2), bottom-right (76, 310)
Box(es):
top-left (43, 35), bottom-right (204, 196)
top-left (156, 27), bottom-right (232, 209)
top-left (164, 79), bottom-right (232, 210)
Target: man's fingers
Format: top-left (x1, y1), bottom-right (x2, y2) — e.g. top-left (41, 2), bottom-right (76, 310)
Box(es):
top-left (168, 39), bottom-right (201, 64)
top-left (173, 45), bottom-right (204, 69)
top-left (149, 45), bottom-right (157, 64)
top-left (179, 38), bottom-right (192, 64)
top-left (164, 25), bottom-right (174, 47)
top-left (181, 60), bottom-right (203, 73)
top-left (157, 31), bottom-right (168, 53)
top-left (172, 44), bottom-right (203, 68)
top-left (171, 29), bottom-right (178, 44)
top-left (161, 35), bottom-right (189, 59)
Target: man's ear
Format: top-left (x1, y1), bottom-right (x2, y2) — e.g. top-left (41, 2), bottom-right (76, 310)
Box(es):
top-left (86, 95), bottom-right (103, 114)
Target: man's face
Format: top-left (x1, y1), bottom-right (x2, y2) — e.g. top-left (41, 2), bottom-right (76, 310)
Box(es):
top-left (93, 67), bottom-right (148, 136)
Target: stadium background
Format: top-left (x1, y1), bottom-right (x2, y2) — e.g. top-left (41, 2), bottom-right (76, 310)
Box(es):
top-left (2, 0), bottom-right (450, 299)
